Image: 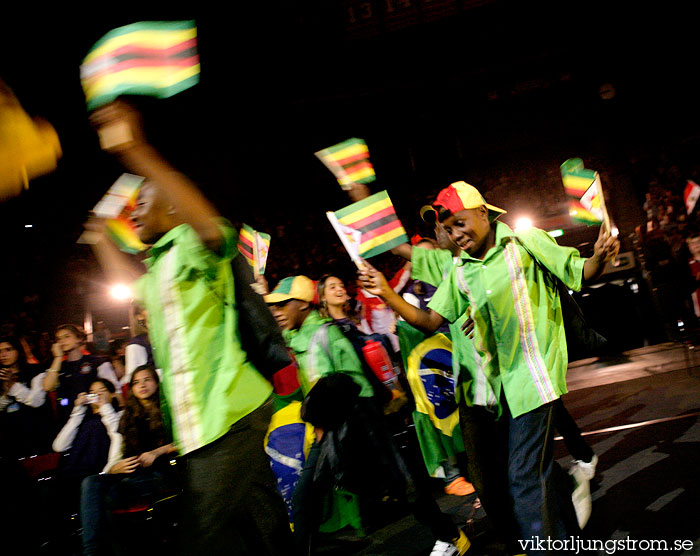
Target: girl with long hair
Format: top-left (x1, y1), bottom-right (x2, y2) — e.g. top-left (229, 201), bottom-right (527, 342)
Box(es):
top-left (0, 334), bottom-right (51, 457)
top-left (316, 274), bottom-right (367, 330)
top-left (80, 365), bottom-right (177, 556)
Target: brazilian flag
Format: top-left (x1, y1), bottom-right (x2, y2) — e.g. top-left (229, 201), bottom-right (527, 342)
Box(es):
top-left (265, 365), bottom-right (363, 534)
top-left (397, 321), bottom-right (464, 478)
top-left (264, 400), bottom-right (315, 524)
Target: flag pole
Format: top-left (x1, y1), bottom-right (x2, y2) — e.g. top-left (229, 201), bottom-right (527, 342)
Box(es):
top-left (326, 212), bottom-right (365, 269)
top-left (594, 172), bottom-right (612, 232)
top-left (252, 231), bottom-right (260, 280)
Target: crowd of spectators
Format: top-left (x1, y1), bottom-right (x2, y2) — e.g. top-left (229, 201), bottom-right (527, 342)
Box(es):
top-left (630, 152), bottom-right (700, 336)
top-left (3, 142), bottom-right (700, 553)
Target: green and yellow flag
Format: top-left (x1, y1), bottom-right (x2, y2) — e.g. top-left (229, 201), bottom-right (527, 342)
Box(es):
top-left (79, 173), bottom-right (147, 254)
top-left (238, 224), bottom-right (272, 275)
top-left (315, 138), bottom-right (376, 190)
top-left (81, 20), bottom-right (200, 110)
top-left (397, 321), bottom-right (464, 478)
top-left (330, 190), bottom-right (408, 259)
top-left (560, 158), bottom-right (609, 227)
top-left (264, 401), bottom-right (314, 523)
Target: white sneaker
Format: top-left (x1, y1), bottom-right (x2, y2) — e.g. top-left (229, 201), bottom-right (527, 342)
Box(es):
top-left (571, 453), bottom-right (598, 481)
top-left (430, 540), bottom-right (459, 556)
top-left (569, 464), bottom-right (592, 529)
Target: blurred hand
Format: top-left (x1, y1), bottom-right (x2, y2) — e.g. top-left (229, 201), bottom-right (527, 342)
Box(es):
top-left (0, 368), bottom-right (15, 382)
top-left (434, 222), bottom-right (454, 251)
top-left (93, 391), bottom-right (108, 409)
top-left (51, 342), bottom-right (64, 358)
top-left (75, 392), bottom-right (88, 406)
top-left (110, 456), bottom-right (140, 474)
top-left (137, 450), bottom-right (157, 468)
top-left (357, 259), bottom-right (390, 297)
top-left (90, 100), bottom-right (145, 154)
top-left (250, 274), bottom-right (269, 296)
top-left (593, 226), bottom-right (620, 265)
top-left (347, 182), bottom-right (371, 203)
top-left (84, 215), bottom-right (107, 235)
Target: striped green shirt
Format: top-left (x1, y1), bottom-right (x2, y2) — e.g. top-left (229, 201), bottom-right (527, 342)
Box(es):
top-left (411, 247), bottom-right (499, 412)
top-left (428, 222), bottom-right (586, 418)
top-left (134, 222), bottom-right (272, 455)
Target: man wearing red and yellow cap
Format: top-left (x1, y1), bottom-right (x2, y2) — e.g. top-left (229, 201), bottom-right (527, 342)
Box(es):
top-left (360, 181), bottom-right (619, 554)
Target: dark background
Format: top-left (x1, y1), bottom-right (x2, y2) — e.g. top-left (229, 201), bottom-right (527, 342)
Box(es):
top-left (1, 0), bottom-right (698, 345)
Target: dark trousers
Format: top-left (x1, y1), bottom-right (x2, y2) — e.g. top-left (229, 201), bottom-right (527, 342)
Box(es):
top-left (553, 398), bottom-right (594, 463)
top-left (503, 399), bottom-right (580, 556)
top-left (81, 469), bottom-right (171, 556)
top-left (459, 403), bottom-right (521, 551)
top-left (398, 424), bottom-right (462, 543)
top-left (178, 398), bottom-right (295, 556)
top-left (291, 441), bottom-right (322, 555)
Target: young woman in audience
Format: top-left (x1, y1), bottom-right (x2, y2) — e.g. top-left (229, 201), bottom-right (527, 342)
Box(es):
top-left (52, 378), bottom-right (122, 519)
top-left (0, 335), bottom-right (51, 457)
top-left (80, 364), bottom-right (178, 556)
top-left (317, 274), bottom-right (368, 331)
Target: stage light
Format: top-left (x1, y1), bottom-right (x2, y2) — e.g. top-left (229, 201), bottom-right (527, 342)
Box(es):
top-left (109, 284), bottom-right (132, 301)
top-left (514, 217), bottom-right (533, 232)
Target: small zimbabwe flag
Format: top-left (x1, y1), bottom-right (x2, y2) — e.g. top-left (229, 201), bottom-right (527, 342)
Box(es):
top-left (330, 190), bottom-right (408, 258)
top-left (238, 224), bottom-right (271, 275)
top-left (78, 173), bottom-right (146, 253)
top-left (80, 20), bottom-right (200, 111)
top-left (315, 138), bottom-right (376, 190)
top-left (106, 214), bottom-right (147, 254)
top-left (568, 201), bottom-right (601, 226)
top-left (560, 158), bottom-right (607, 227)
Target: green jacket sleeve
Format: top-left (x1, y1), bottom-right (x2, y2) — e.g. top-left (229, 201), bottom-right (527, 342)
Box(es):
top-left (517, 227), bottom-right (586, 292)
top-left (411, 247), bottom-right (454, 287)
top-left (427, 265), bottom-right (470, 324)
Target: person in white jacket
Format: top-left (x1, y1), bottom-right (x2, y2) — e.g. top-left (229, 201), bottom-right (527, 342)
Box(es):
top-left (51, 379), bottom-right (122, 518)
top-left (79, 365), bottom-right (177, 556)
top-left (0, 335), bottom-right (51, 457)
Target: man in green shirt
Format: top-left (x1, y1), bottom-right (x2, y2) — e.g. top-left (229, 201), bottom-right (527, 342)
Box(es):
top-left (88, 101), bottom-right (293, 556)
top-left (266, 276), bottom-right (374, 398)
top-left (266, 275), bottom-right (471, 556)
top-left (359, 181), bottom-right (619, 554)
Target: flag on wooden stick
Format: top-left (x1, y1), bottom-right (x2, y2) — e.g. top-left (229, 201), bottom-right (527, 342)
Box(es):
top-left (315, 138), bottom-right (375, 190)
top-left (238, 224), bottom-right (271, 276)
top-left (328, 190), bottom-right (408, 261)
top-left (560, 158), bottom-right (610, 229)
top-left (80, 20), bottom-right (200, 111)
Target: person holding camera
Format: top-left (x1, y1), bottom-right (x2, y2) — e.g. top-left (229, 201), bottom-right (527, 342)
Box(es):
top-left (51, 379), bottom-right (122, 519)
top-left (80, 365), bottom-right (177, 556)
